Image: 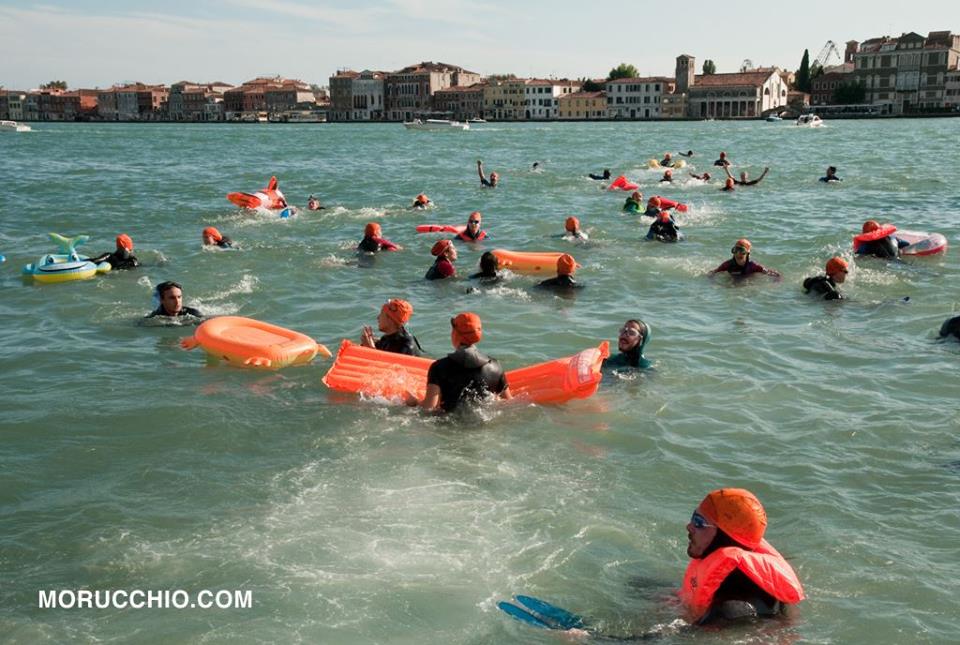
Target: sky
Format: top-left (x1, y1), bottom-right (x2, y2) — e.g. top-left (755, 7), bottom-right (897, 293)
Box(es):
top-left (0, 1), bottom-right (956, 90)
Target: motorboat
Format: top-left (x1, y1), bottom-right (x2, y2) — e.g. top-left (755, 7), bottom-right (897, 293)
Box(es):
top-left (796, 114), bottom-right (823, 127)
top-left (467, 118), bottom-right (487, 124)
top-left (765, 113), bottom-right (782, 122)
top-left (1, 120), bottom-right (32, 132)
top-left (403, 118), bottom-right (469, 131)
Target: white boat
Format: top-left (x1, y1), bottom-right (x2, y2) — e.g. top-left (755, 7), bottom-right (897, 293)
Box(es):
top-left (765, 114), bottom-right (782, 122)
top-left (1, 120), bottom-right (32, 132)
top-left (467, 118), bottom-right (487, 124)
top-left (796, 114), bottom-right (823, 127)
top-left (403, 118), bottom-right (469, 131)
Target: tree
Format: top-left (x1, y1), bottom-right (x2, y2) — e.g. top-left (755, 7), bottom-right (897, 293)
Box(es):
top-left (607, 63), bottom-right (638, 80)
top-left (702, 60), bottom-right (717, 75)
top-left (833, 82), bottom-right (866, 104)
top-left (796, 50), bottom-right (811, 92)
top-left (486, 74), bottom-right (518, 82)
top-left (580, 78), bottom-right (605, 92)
top-left (40, 80), bottom-right (68, 90)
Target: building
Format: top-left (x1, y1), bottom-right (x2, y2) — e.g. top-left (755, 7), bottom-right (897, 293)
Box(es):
top-left (383, 62), bottom-right (480, 121)
top-left (523, 79), bottom-right (581, 119)
top-left (810, 64), bottom-right (855, 106)
top-left (946, 68), bottom-right (960, 110)
top-left (168, 81), bottom-right (232, 121)
top-left (605, 77), bottom-right (676, 119)
top-left (328, 70), bottom-right (385, 121)
top-left (115, 83), bottom-right (169, 121)
top-left (59, 90), bottom-right (99, 120)
top-left (558, 91), bottom-right (608, 119)
top-left (676, 54), bottom-right (787, 118)
top-left (483, 78), bottom-right (527, 120)
top-left (433, 83), bottom-right (485, 120)
top-left (0, 90), bottom-right (27, 119)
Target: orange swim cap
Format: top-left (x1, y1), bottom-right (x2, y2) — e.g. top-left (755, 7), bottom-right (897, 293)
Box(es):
top-left (116, 234), bottom-right (134, 251)
top-left (720, 151), bottom-right (726, 157)
top-left (416, 193), bottom-right (429, 204)
top-left (664, 169), bottom-right (673, 176)
top-left (862, 220), bottom-right (880, 234)
top-left (697, 488), bottom-right (767, 549)
top-left (557, 253), bottom-right (576, 276)
top-left (565, 216), bottom-right (579, 232)
top-left (658, 211), bottom-right (672, 222)
top-left (203, 226), bottom-right (222, 242)
top-left (451, 311), bottom-right (482, 345)
top-left (725, 178), bottom-right (735, 188)
top-left (469, 211), bottom-right (482, 222)
top-left (382, 298), bottom-right (413, 325)
top-left (734, 238), bottom-right (752, 252)
top-left (826, 256), bottom-right (849, 276)
top-left (364, 222), bottom-right (381, 238)
top-left (648, 196), bottom-right (661, 207)
top-left (431, 239), bottom-right (453, 256)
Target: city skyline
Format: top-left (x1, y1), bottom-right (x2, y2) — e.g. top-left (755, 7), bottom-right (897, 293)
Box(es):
top-left (1, 0), bottom-right (956, 89)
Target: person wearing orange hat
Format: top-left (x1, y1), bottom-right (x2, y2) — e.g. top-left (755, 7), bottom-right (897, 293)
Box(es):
top-left (646, 210), bottom-right (682, 242)
top-left (721, 177), bottom-right (736, 192)
top-left (803, 256), bottom-right (847, 300)
top-left (854, 220), bottom-right (907, 259)
top-left (723, 164), bottom-right (769, 186)
top-left (411, 193), bottom-right (432, 209)
top-left (536, 254), bottom-right (580, 291)
top-left (477, 159), bottom-right (499, 188)
top-left (469, 251), bottom-right (503, 283)
top-left (562, 216), bottom-right (588, 241)
top-left (88, 233), bottom-right (140, 270)
top-left (202, 226), bottom-right (234, 249)
top-left (660, 169), bottom-right (673, 183)
top-left (425, 239), bottom-right (457, 280)
top-left (358, 222), bottom-right (400, 253)
top-left (360, 298), bottom-right (424, 356)
top-left (713, 151), bottom-right (730, 167)
top-left (456, 212), bottom-right (487, 242)
top-left (681, 488), bottom-right (805, 624)
top-left (407, 311), bottom-right (510, 412)
top-left (643, 196), bottom-right (664, 218)
top-left (660, 152), bottom-right (673, 167)
top-left (623, 191), bottom-right (643, 214)
top-left (710, 239), bottom-right (780, 279)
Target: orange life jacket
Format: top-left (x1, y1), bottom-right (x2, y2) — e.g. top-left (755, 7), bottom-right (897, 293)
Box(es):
top-left (457, 229), bottom-right (487, 242)
top-left (679, 538), bottom-right (804, 622)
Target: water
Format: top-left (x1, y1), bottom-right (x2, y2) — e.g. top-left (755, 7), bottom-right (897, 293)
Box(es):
top-left (1, 120), bottom-right (959, 643)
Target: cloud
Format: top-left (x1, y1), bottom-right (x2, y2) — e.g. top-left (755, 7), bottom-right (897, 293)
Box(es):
top-left (215, 0), bottom-right (389, 32)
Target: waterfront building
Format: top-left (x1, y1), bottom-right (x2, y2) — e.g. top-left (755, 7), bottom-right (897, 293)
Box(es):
top-left (115, 83), bottom-right (169, 121)
top-left (433, 83), bottom-right (485, 120)
top-left (384, 62), bottom-right (480, 122)
top-left (329, 70), bottom-right (385, 121)
top-left (687, 70), bottom-right (787, 118)
top-left (523, 79), bottom-right (581, 119)
top-left (811, 64), bottom-right (855, 106)
top-left (483, 78), bottom-right (527, 120)
top-left (605, 77), bottom-right (676, 119)
top-left (946, 68), bottom-right (960, 110)
top-left (168, 81), bottom-right (232, 121)
top-left (557, 91), bottom-right (608, 119)
top-left (58, 90), bottom-right (99, 120)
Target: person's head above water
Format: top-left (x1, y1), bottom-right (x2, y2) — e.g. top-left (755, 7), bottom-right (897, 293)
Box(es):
top-left (702, 172), bottom-right (711, 180)
top-left (378, 298), bottom-right (413, 333)
top-left (862, 220), bottom-right (881, 234)
top-left (415, 193), bottom-right (429, 205)
top-left (719, 151), bottom-right (727, 159)
top-left (648, 196), bottom-right (661, 208)
top-left (664, 152), bottom-right (672, 160)
top-left (155, 280), bottom-right (184, 315)
top-left (451, 311), bottom-right (482, 347)
top-left (557, 254), bottom-right (576, 276)
top-left (431, 239), bottom-right (457, 260)
top-left (467, 211), bottom-right (482, 228)
top-left (478, 250), bottom-right (499, 275)
top-left (631, 191), bottom-right (642, 201)
top-left (489, 171), bottom-right (499, 183)
top-left (658, 211), bottom-right (672, 223)
top-left (116, 234), bottom-right (134, 252)
top-left (825, 256), bottom-right (849, 283)
top-left (618, 319), bottom-right (647, 353)
top-left (202, 227), bottom-right (222, 245)
top-left (731, 238), bottom-right (751, 265)
top-left (603, 169), bottom-right (611, 179)
top-left (724, 177), bottom-right (735, 189)
top-left (827, 166), bottom-right (837, 174)
top-left (364, 222), bottom-right (381, 238)
top-left (688, 488), bottom-right (768, 558)
top-left (664, 169), bottom-right (673, 178)
top-left (565, 216), bottom-right (580, 233)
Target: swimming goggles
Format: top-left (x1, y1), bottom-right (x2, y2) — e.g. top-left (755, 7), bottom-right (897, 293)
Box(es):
top-left (619, 326), bottom-right (641, 338)
top-left (690, 511), bottom-right (715, 530)
top-left (468, 219), bottom-right (481, 224)
top-left (731, 246), bottom-right (748, 254)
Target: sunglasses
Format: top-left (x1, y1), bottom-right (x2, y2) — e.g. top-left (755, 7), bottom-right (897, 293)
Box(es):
top-left (690, 511), bottom-right (715, 530)
top-left (468, 220), bottom-right (480, 224)
top-left (731, 247), bottom-right (748, 254)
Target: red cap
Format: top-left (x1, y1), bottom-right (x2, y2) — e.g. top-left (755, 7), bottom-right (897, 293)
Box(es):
top-left (565, 216), bottom-right (579, 232)
top-left (451, 312), bottom-right (482, 345)
top-left (203, 227), bottom-right (222, 242)
top-left (431, 239), bottom-right (453, 256)
top-left (557, 254), bottom-right (576, 276)
top-left (364, 222), bottom-right (381, 238)
top-left (658, 211), bottom-right (672, 222)
top-left (697, 488), bottom-right (767, 549)
top-left (862, 220), bottom-right (880, 234)
top-left (116, 234), bottom-right (133, 252)
top-left (648, 196), bottom-right (661, 207)
top-left (381, 299), bottom-right (413, 325)
top-left (826, 256), bottom-right (848, 276)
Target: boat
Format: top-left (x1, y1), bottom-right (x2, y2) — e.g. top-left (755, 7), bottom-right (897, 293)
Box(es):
top-left (796, 114), bottom-right (823, 127)
top-left (1, 120), bottom-right (32, 132)
top-left (403, 118), bottom-right (469, 131)
top-left (467, 118), bottom-right (487, 124)
top-left (765, 114), bottom-right (782, 122)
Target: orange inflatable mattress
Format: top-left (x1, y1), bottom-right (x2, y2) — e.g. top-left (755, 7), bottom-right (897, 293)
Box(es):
top-left (322, 340), bottom-right (609, 405)
top-left (181, 316), bottom-right (331, 369)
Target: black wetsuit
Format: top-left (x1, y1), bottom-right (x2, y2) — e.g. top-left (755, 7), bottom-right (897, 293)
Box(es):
top-left (89, 249), bottom-right (140, 270)
top-left (604, 348), bottom-right (644, 369)
top-left (939, 315), bottom-right (960, 339)
top-left (803, 275), bottom-right (843, 300)
top-left (427, 346), bottom-right (508, 412)
top-left (536, 275), bottom-right (579, 289)
top-left (856, 236), bottom-right (905, 259)
top-left (480, 177), bottom-right (495, 188)
top-left (357, 237), bottom-right (381, 253)
top-left (468, 270), bottom-right (502, 284)
top-left (588, 172), bottom-right (610, 181)
top-left (375, 328), bottom-right (424, 356)
top-left (146, 305), bottom-right (203, 319)
top-left (697, 569), bottom-right (787, 625)
top-left (819, 175), bottom-right (841, 182)
top-left (714, 158), bottom-right (730, 167)
top-left (646, 219), bottom-right (680, 242)
top-left (216, 237), bottom-right (234, 249)
top-left (643, 207), bottom-right (662, 218)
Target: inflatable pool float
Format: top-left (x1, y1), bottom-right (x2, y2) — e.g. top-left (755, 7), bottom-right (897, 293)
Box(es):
top-left (608, 175), bottom-right (640, 191)
top-left (322, 340), bottom-right (609, 405)
top-left (180, 316), bottom-right (332, 369)
top-left (647, 159), bottom-right (687, 169)
top-left (416, 224), bottom-right (467, 234)
top-left (21, 233), bottom-right (111, 284)
top-left (897, 230), bottom-right (948, 256)
top-left (491, 249), bottom-right (580, 275)
top-left (653, 196), bottom-right (689, 213)
top-left (279, 206), bottom-right (296, 219)
top-left (227, 175), bottom-right (287, 210)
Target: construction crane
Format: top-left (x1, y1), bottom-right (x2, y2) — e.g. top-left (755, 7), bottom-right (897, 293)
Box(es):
top-left (814, 41), bottom-right (842, 68)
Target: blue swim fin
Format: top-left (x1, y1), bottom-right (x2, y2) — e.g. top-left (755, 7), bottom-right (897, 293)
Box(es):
top-left (516, 595), bottom-right (585, 629)
top-left (497, 601), bottom-right (553, 629)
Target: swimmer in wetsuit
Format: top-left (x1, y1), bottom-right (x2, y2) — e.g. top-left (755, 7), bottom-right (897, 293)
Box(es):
top-left (623, 191), bottom-right (643, 214)
top-left (710, 239), bottom-right (781, 279)
top-left (724, 165), bottom-right (769, 186)
top-left (536, 254), bottom-right (580, 290)
top-left (660, 169), bottom-right (674, 183)
top-left (425, 239), bottom-right (457, 280)
top-left (563, 216), bottom-right (588, 241)
top-left (358, 222), bottom-right (401, 253)
top-left (721, 177), bottom-right (736, 192)
top-left (307, 195), bottom-right (325, 211)
top-left (803, 256), bottom-right (847, 300)
top-left (145, 281), bottom-right (202, 318)
top-left (406, 312), bottom-right (511, 412)
top-left (477, 159), bottom-right (499, 188)
top-left (361, 298), bottom-right (424, 356)
top-left (661, 152), bottom-right (674, 167)
top-left (643, 196), bottom-right (664, 218)
top-left (589, 169), bottom-right (611, 181)
top-left (411, 193), bottom-right (432, 209)
top-left (88, 233), bottom-right (140, 270)
top-left (855, 220), bottom-right (908, 259)
top-left (939, 315), bottom-right (960, 340)
top-left (713, 151), bottom-right (731, 167)
top-left (647, 211), bottom-right (681, 242)
top-left (689, 171), bottom-right (711, 182)
top-left (456, 212), bottom-right (487, 242)
top-left (603, 319), bottom-right (652, 369)
top-left (469, 251), bottom-right (503, 284)
top-left (202, 226), bottom-right (234, 249)
top-left (820, 166), bottom-right (841, 182)
top-left (679, 150), bottom-right (695, 157)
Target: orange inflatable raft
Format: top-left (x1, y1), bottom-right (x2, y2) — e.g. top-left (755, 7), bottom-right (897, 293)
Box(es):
top-left (227, 176), bottom-right (287, 210)
top-left (322, 340), bottom-right (609, 405)
top-left (491, 249), bottom-right (581, 275)
top-left (180, 316), bottom-right (331, 369)
top-left (608, 175), bottom-right (640, 191)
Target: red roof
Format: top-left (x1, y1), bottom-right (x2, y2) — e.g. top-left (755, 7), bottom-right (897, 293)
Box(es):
top-left (564, 91), bottom-right (605, 99)
top-left (693, 71), bottom-right (775, 88)
top-left (607, 76), bottom-right (674, 84)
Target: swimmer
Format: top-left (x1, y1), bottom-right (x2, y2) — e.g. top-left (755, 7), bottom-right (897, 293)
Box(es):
top-left (532, 161), bottom-right (542, 172)
top-left (307, 195), bottom-right (325, 211)
top-left (405, 312), bottom-right (511, 412)
top-left (360, 298), bottom-right (424, 356)
top-left (145, 281), bottom-right (202, 318)
top-left (202, 226), bottom-right (234, 249)
top-left (469, 251), bottom-right (503, 283)
top-left (855, 220), bottom-right (908, 259)
top-left (643, 196), bottom-right (664, 218)
top-left (710, 239), bottom-right (781, 278)
top-left (425, 239), bottom-right (457, 280)
top-left (724, 165), bottom-right (769, 186)
top-left (563, 216), bottom-right (588, 241)
top-left (456, 212), bottom-right (487, 242)
top-left (660, 152), bottom-right (673, 167)
top-left (939, 315), bottom-right (960, 340)
top-left (588, 169), bottom-right (612, 181)
top-left (679, 150), bottom-right (695, 157)
top-left (88, 233), bottom-right (140, 270)
top-left (357, 222), bottom-right (401, 253)
top-left (477, 159), bottom-right (499, 188)
top-left (535, 254), bottom-right (580, 290)
top-left (660, 169), bottom-right (674, 183)
top-left (713, 151), bottom-right (731, 167)
top-left (646, 211), bottom-right (681, 242)
top-left (721, 177), bottom-right (736, 192)
top-left (689, 171), bottom-right (711, 181)
top-left (623, 191), bottom-right (643, 214)
top-left (603, 319), bottom-right (652, 369)
top-left (803, 256), bottom-right (847, 300)
top-left (819, 166), bottom-right (841, 182)
top-left (411, 193), bottom-right (432, 209)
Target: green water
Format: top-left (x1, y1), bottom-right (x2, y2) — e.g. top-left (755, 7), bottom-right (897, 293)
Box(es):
top-left (1, 120), bottom-right (959, 643)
